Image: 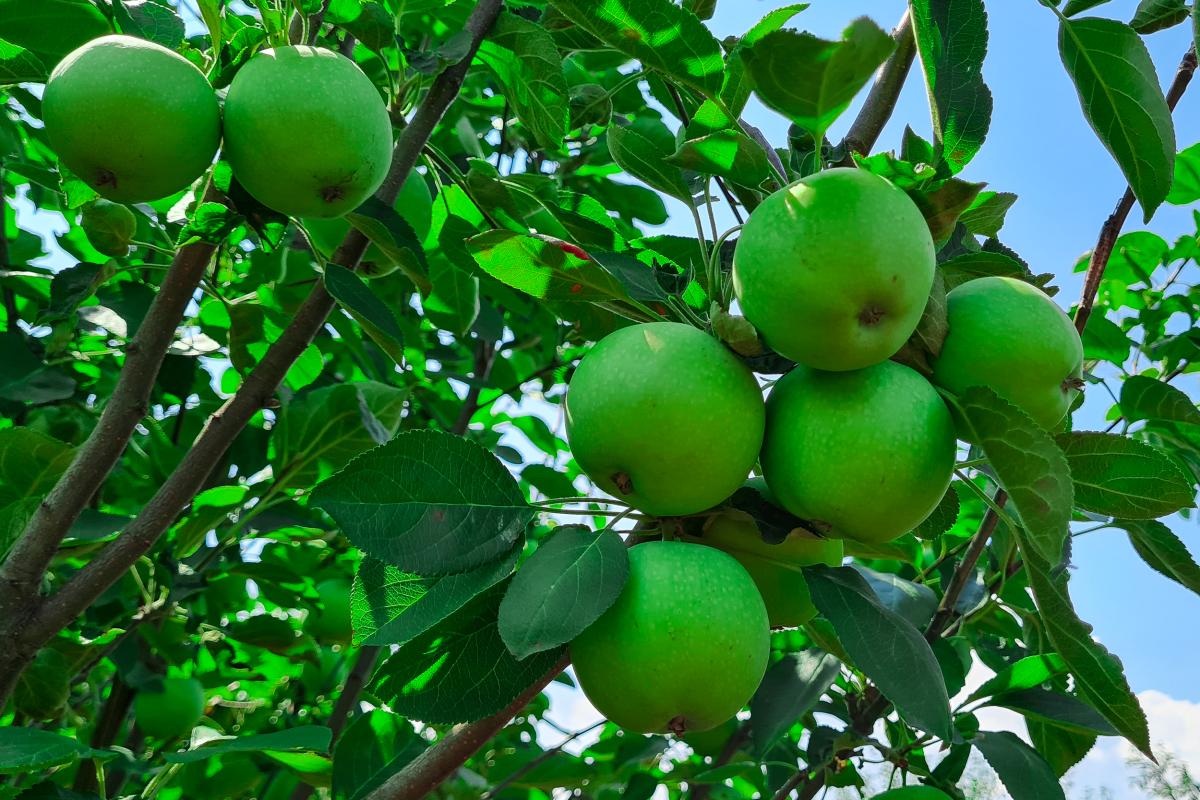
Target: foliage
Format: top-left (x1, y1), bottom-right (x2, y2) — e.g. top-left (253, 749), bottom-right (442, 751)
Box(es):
top-left (0, 1), bottom-right (1198, 799)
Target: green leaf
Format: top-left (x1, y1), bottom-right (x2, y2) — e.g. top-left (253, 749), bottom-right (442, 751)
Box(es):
top-left (1130, 0), bottom-right (1189, 33)
top-left (914, 484), bottom-right (961, 539)
top-left (165, 727), bottom-right (331, 763)
top-left (467, 229), bottom-right (625, 302)
top-left (741, 19), bottom-right (895, 140)
top-left (910, 0), bottom-right (993, 174)
top-left (1056, 431), bottom-right (1195, 519)
top-left (967, 653), bottom-right (1068, 702)
top-left (991, 688), bottom-right (1118, 735)
top-left (749, 650), bottom-right (839, 754)
top-left (498, 525), bottom-right (629, 659)
top-left (310, 430), bottom-right (533, 576)
top-left (911, 178), bottom-right (987, 246)
top-left (0, 727), bottom-right (86, 774)
top-left (550, 0), bottom-right (725, 96)
top-left (0, 37), bottom-right (45, 84)
top-left (667, 130), bottom-right (772, 187)
top-left (115, 0), bottom-right (185, 48)
top-left (1081, 314), bottom-right (1132, 364)
top-left (372, 582), bottom-right (564, 724)
top-left (1167, 141), bottom-right (1200, 204)
top-left (324, 264), bottom-right (406, 367)
top-left (1063, 0), bottom-right (1112, 14)
top-left (0, 331), bottom-right (77, 404)
top-left (974, 730), bottom-right (1066, 800)
top-left (1028, 720), bottom-right (1097, 778)
top-left (0, 427), bottom-right (73, 553)
top-left (1120, 374), bottom-right (1200, 426)
top-left (352, 548), bottom-right (519, 647)
top-left (1057, 16), bottom-right (1176, 221)
top-left (345, 197), bottom-right (430, 293)
top-left (939, 251), bottom-right (1036, 290)
top-left (806, 565), bottom-right (952, 739)
top-left (717, 3), bottom-right (811, 121)
top-left (332, 711), bottom-right (425, 800)
top-left (959, 190), bottom-right (1017, 237)
top-left (476, 12), bottom-right (569, 152)
top-left (852, 565), bottom-right (939, 628)
top-left (1117, 518), bottom-right (1200, 596)
top-left (952, 387), bottom-right (1073, 565)
top-left (1016, 533), bottom-right (1153, 758)
top-left (273, 382), bottom-right (407, 489)
top-left (0, 0), bottom-right (110, 64)
top-left (607, 123), bottom-right (693, 204)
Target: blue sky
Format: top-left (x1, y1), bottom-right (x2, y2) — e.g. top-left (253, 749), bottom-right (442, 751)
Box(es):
top-left (647, 0), bottom-right (1200, 706)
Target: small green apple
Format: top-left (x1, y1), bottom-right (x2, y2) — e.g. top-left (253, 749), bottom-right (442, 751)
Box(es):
top-left (683, 501), bottom-right (843, 628)
top-left (570, 541), bottom-right (769, 734)
top-left (80, 199), bottom-right (136, 257)
top-left (223, 46), bottom-right (393, 218)
top-left (134, 677), bottom-right (206, 740)
top-left (932, 275), bottom-right (1084, 432)
top-left (565, 322), bottom-right (765, 516)
top-left (306, 579), bottom-right (352, 644)
top-left (732, 167), bottom-right (935, 371)
top-left (301, 173), bottom-right (433, 276)
top-left (43, 35), bottom-right (220, 203)
top-left (762, 361), bottom-right (955, 544)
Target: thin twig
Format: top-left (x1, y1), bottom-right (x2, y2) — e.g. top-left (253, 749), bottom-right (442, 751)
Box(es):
top-left (1073, 46), bottom-right (1197, 335)
top-left (480, 720), bottom-right (605, 800)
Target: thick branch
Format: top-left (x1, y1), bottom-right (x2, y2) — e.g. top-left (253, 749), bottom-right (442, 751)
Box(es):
top-left (1, 0), bottom-right (504, 698)
top-left (363, 654), bottom-right (570, 800)
top-left (842, 10), bottom-right (916, 157)
top-left (1073, 46), bottom-right (1196, 334)
top-left (0, 187), bottom-right (219, 629)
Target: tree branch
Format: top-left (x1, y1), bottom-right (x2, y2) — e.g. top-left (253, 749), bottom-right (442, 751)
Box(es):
top-left (0, 0), bottom-right (505, 705)
top-left (290, 339), bottom-right (499, 800)
top-left (0, 186), bottom-right (219, 648)
top-left (363, 653), bottom-right (570, 800)
top-left (842, 10), bottom-right (916, 158)
top-left (1073, 45), bottom-right (1196, 335)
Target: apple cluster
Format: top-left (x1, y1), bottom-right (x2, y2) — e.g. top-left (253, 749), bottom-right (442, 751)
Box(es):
top-left (40, 34), bottom-right (424, 243)
top-left (563, 168), bottom-right (1084, 735)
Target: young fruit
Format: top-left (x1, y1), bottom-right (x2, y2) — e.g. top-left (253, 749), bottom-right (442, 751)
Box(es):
top-left (134, 677), bottom-right (206, 740)
top-left (223, 46), bottom-right (393, 218)
top-left (682, 496), bottom-right (843, 628)
top-left (761, 362), bottom-right (955, 544)
top-left (81, 199), bottom-right (137, 256)
top-left (306, 579), bottom-right (352, 644)
top-left (870, 788), bottom-right (953, 800)
top-left (932, 276), bottom-right (1084, 432)
top-left (570, 541), bottom-right (769, 734)
top-left (732, 167), bottom-right (935, 371)
top-left (301, 173), bottom-right (432, 276)
top-left (565, 322), bottom-right (765, 517)
top-left (43, 35), bottom-right (220, 203)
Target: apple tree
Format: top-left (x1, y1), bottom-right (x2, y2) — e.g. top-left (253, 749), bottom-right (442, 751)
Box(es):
top-left (1, 1), bottom-right (1199, 799)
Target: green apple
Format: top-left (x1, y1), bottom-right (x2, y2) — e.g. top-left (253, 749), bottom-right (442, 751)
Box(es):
top-left (565, 322), bottom-right (765, 516)
top-left (570, 541), bottom-right (769, 734)
top-left (301, 173), bottom-right (432, 276)
top-left (224, 46), bottom-right (393, 218)
top-left (80, 199), bottom-right (136, 257)
top-left (683, 502), bottom-right (843, 628)
top-left (306, 579), bottom-right (352, 644)
top-left (762, 361), bottom-right (955, 544)
top-left (134, 677), bottom-right (206, 740)
top-left (932, 276), bottom-right (1084, 432)
top-left (43, 35), bottom-right (220, 203)
top-left (732, 167), bottom-right (935, 371)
